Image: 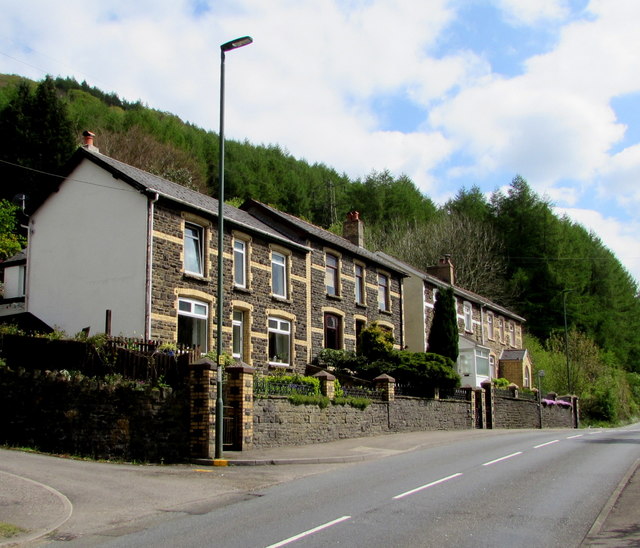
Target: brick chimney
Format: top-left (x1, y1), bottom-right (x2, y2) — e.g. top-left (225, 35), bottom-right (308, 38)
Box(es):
top-left (343, 211), bottom-right (364, 247)
top-left (427, 254), bottom-right (455, 285)
top-left (82, 130), bottom-right (99, 152)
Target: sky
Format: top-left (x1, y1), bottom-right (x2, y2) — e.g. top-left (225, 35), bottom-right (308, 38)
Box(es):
top-left (2, 0), bottom-right (639, 284)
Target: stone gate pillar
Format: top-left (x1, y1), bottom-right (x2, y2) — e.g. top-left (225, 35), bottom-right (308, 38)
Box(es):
top-left (189, 358), bottom-right (216, 459)
top-left (226, 363), bottom-right (255, 450)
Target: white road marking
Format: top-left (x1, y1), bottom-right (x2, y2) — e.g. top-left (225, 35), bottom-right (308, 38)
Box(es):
top-left (482, 452), bottom-right (523, 466)
top-left (265, 516), bottom-right (352, 547)
top-left (393, 473), bottom-right (463, 500)
top-left (567, 434), bottom-right (583, 439)
top-left (534, 439), bottom-right (559, 449)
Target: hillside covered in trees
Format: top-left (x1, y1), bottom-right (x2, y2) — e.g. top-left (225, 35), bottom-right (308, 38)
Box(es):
top-left (1, 74), bottom-right (639, 423)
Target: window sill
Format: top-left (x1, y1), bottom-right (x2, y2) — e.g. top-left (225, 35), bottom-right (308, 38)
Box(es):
top-left (183, 272), bottom-right (210, 283)
top-left (378, 308), bottom-right (392, 315)
top-left (234, 285), bottom-right (252, 295)
top-left (356, 302), bottom-right (367, 309)
top-left (268, 363), bottom-right (292, 370)
top-left (326, 293), bottom-right (343, 301)
top-left (271, 295), bottom-right (292, 304)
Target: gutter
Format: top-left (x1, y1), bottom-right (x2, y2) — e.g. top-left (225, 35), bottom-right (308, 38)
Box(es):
top-left (145, 192), bottom-right (159, 340)
top-left (148, 188), bottom-right (312, 254)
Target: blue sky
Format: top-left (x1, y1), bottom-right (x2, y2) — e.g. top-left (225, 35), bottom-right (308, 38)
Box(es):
top-left (1, 0), bottom-right (639, 283)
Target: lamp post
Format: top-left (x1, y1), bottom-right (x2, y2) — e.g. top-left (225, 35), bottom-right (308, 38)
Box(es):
top-left (215, 35), bottom-right (253, 461)
top-left (562, 289), bottom-right (573, 396)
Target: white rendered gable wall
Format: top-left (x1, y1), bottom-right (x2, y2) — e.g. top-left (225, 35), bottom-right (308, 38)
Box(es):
top-left (27, 159), bottom-right (148, 336)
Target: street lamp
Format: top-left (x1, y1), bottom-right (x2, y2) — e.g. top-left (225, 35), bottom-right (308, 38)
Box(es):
top-left (562, 289), bottom-right (573, 395)
top-left (215, 35), bottom-right (253, 462)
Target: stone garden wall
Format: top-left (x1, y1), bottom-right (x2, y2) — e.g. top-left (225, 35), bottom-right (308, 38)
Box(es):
top-left (251, 396), bottom-right (473, 449)
top-left (0, 366), bottom-right (189, 462)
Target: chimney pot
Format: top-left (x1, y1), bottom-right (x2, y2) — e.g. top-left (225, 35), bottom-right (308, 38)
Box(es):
top-left (427, 254), bottom-right (455, 285)
top-left (343, 211), bottom-right (364, 247)
top-left (82, 130), bottom-right (98, 151)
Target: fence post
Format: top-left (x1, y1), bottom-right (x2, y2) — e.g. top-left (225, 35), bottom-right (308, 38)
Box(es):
top-left (572, 396), bottom-right (580, 428)
top-left (374, 374), bottom-right (395, 402)
top-left (189, 358), bottom-right (216, 459)
top-left (481, 381), bottom-right (494, 429)
top-left (313, 370), bottom-right (336, 399)
top-left (474, 387), bottom-right (486, 429)
top-left (226, 363), bottom-right (255, 450)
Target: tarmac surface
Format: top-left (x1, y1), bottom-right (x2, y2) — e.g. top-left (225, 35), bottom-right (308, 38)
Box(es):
top-left (0, 428), bottom-right (638, 547)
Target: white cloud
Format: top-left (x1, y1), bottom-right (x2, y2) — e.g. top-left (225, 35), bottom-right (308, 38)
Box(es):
top-left (494, 0), bottom-right (570, 25)
top-left (2, 0), bottom-right (640, 281)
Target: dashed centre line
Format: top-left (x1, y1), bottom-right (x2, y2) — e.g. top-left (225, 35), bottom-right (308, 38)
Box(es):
top-left (265, 516), bottom-right (352, 548)
top-left (393, 472), bottom-right (463, 500)
top-left (534, 439), bottom-right (559, 449)
top-left (482, 451), bottom-right (522, 466)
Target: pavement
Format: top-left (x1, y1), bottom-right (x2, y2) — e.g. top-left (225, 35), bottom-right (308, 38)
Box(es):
top-left (0, 429), bottom-right (638, 547)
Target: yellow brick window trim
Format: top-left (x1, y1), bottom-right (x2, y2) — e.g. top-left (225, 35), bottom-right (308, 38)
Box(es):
top-left (151, 312), bottom-right (176, 325)
top-left (175, 288), bottom-right (214, 303)
top-left (152, 231), bottom-right (182, 245)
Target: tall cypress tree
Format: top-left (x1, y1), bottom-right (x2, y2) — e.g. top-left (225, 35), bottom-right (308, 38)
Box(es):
top-left (427, 286), bottom-right (459, 362)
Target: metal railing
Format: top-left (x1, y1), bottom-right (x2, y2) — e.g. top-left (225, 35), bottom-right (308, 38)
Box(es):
top-left (341, 385), bottom-right (383, 400)
top-left (253, 378), bottom-right (317, 397)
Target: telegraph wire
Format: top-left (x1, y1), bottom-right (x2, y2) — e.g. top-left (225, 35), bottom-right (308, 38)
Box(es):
top-left (0, 158), bottom-right (138, 193)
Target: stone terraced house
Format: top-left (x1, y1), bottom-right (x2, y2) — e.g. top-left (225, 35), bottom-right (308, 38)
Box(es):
top-left (379, 253), bottom-right (529, 388)
top-left (21, 140), bottom-right (406, 372)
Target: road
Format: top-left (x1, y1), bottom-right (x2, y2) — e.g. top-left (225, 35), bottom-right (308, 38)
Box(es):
top-left (79, 426), bottom-right (639, 548)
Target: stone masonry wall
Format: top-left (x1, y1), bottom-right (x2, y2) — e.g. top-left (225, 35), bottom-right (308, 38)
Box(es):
top-left (150, 203), bottom-right (309, 371)
top-left (0, 367), bottom-right (189, 462)
top-left (252, 396), bottom-right (472, 449)
top-left (542, 404), bottom-right (575, 428)
top-left (308, 241), bottom-right (404, 359)
top-left (493, 396), bottom-right (540, 429)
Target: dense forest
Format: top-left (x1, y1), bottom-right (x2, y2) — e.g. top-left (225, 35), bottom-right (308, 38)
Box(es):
top-left (1, 74), bottom-right (639, 424)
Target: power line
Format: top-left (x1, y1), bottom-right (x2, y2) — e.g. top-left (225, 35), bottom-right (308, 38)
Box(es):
top-left (0, 158), bottom-right (138, 193)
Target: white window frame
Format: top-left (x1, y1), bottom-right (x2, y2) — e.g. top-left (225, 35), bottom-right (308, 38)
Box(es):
top-left (271, 251), bottom-right (287, 298)
top-left (232, 309), bottom-right (244, 360)
top-left (234, 239), bottom-right (247, 288)
top-left (378, 272), bottom-right (390, 312)
top-left (509, 322), bottom-right (515, 347)
top-left (177, 298), bottom-right (208, 352)
top-left (355, 263), bottom-right (365, 305)
top-left (325, 253), bottom-right (340, 296)
top-left (463, 302), bottom-right (473, 333)
top-left (184, 222), bottom-right (204, 276)
top-left (487, 312), bottom-right (495, 340)
top-left (268, 317), bottom-right (291, 366)
top-left (18, 265), bottom-right (26, 297)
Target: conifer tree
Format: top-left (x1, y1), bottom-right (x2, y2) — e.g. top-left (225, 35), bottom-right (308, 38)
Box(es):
top-left (427, 287), bottom-right (459, 362)
top-left (0, 76), bottom-right (75, 211)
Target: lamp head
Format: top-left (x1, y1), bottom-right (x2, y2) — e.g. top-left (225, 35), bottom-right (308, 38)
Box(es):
top-left (221, 36), bottom-right (253, 52)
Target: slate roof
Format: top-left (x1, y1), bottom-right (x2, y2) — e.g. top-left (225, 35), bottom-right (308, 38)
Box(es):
top-left (500, 349), bottom-right (529, 361)
top-left (1, 249), bottom-right (27, 267)
top-left (59, 147), bottom-right (309, 252)
top-left (377, 251), bottom-right (526, 323)
top-left (240, 199), bottom-right (409, 277)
